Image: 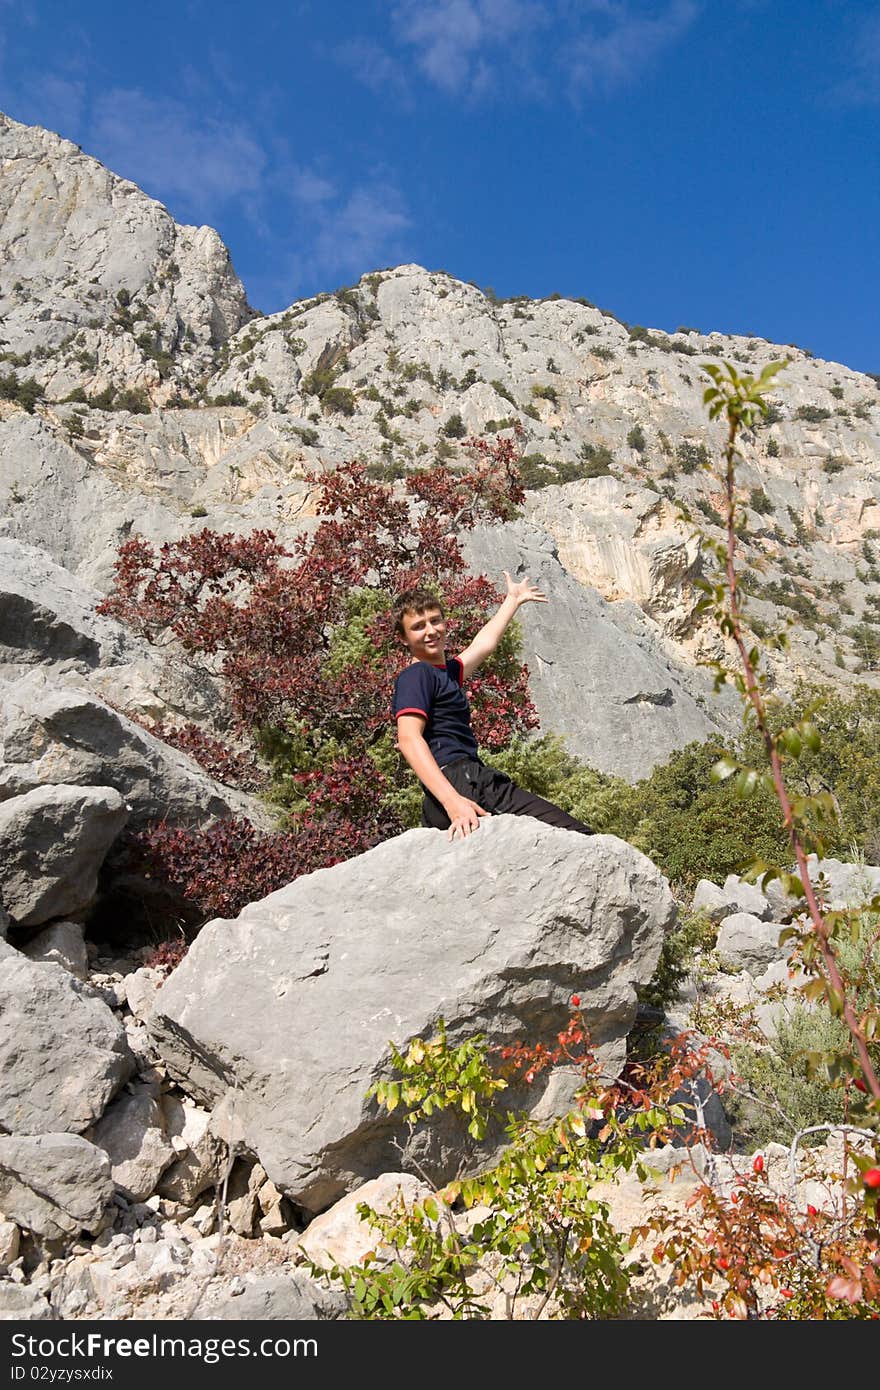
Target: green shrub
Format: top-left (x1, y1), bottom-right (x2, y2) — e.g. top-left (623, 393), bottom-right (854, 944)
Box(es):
top-left (695, 497), bottom-right (724, 527)
top-left (626, 424), bottom-right (647, 453)
top-left (301, 368), bottom-right (337, 399)
top-left (639, 910), bottom-right (717, 1012)
top-left (823, 456), bottom-right (846, 474)
top-left (749, 487), bottom-right (774, 515)
top-left (292, 426), bottom-right (319, 446)
top-left (795, 404), bottom-right (831, 423)
top-left (114, 387), bottom-right (151, 414)
top-left (442, 412), bottom-right (467, 438)
top-left (676, 440), bottom-right (710, 473)
top-left (767, 436), bottom-right (780, 457)
top-left (322, 386), bottom-right (357, 416)
top-left (531, 383), bottom-right (558, 406)
top-left (577, 442), bottom-right (614, 478)
top-left (0, 373), bottom-right (44, 413)
top-left (728, 933), bottom-right (880, 1149)
top-left (490, 379), bottom-right (515, 405)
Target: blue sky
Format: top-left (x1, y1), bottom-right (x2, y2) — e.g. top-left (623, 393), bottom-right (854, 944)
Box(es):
top-left (2, 0), bottom-right (878, 372)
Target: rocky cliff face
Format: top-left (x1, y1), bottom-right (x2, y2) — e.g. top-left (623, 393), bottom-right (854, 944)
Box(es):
top-left (0, 113), bottom-right (255, 403)
top-left (2, 110), bottom-right (879, 776)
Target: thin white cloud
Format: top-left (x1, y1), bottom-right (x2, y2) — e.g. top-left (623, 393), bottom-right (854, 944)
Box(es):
top-left (247, 176), bottom-right (413, 310)
top-left (90, 88), bottom-right (267, 217)
top-left (391, 0), bottom-right (546, 96)
top-left (827, 12), bottom-right (880, 105)
top-left (335, 36), bottom-right (412, 102)
top-left (377, 0), bottom-right (698, 101)
top-left (564, 0), bottom-right (699, 94)
top-left (290, 167), bottom-right (337, 207)
top-left (309, 180), bottom-right (413, 281)
top-left (26, 74), bottom-right (86, 136)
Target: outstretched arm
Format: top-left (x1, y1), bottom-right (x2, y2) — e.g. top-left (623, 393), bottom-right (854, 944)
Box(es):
top-left (396, 715), bottom-right (489, 841)
top-left (456, 571), bottom-right (546, 680)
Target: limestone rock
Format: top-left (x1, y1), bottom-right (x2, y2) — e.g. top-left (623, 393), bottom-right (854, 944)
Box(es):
top-left (692, 875), bottom-right (773, 923)
top-left (0, 674), bottom-right (270, 829)
top-left (201, 1273), bottom-right (348, 1321)
top-left (0, 535), bottom-right (227, 727)
top-left (461, 522), bottom-right (732, 780)
top-left (0, 112), bottom-right (254, 400)
top-left (805, 855), bottom-right (880, 910)
top-left (123, 967), bottom-right (165, 1020)
top-left (0, 783), bottom-right (127, 925)
top-left (720, 874), bottom-right (774, 921)
top-left (691, 880), bottom-right (728, 921)
top-left (0, 1133), bottom-right (114, 1240)
top-left (88, 1079), bottom-right (175, 1202)
top-left (294, 1173), bottom-right (434, 1270)
top-left (0, 1282), bottom-right (54, 1320)
top-left (20, 920), bottom-right (89, 979)
top-left (0, 1218), bottom-right (20, 1271)
top-left (0, 413), bottom-right (316, 596)
top-left (156, 1094), bottom-right (225, 1204)
top-left (0, 939), bottom-right (133, 1134)
top-left (148, 818), bottom-right (673, 1214)
top-left (716, 913), bottom-right (787, 975)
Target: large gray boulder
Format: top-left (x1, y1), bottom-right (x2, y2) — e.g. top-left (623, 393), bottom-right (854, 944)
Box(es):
top-left (148, 817), bottom-right (674, 1214)
top-left (0, 783), bottom-right (127, 926)
top-left (461, 522), bottom-right (732, 780)
top-left (0, 783), bottom-right (127, 922)
top-left (200, 1273), bottom-right (349, 1321)
top-left (0, 940), bottom-right (133, 1133)
top-left (0, 675), bottom-right (269, 829)
top-left (0, 536), bottom-right (226, 727)
top-left (0, 1133), bottom-right (114, 1240)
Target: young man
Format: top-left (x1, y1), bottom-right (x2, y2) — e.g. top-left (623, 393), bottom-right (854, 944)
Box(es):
top-left (392, 574), bottom-right (593, 842)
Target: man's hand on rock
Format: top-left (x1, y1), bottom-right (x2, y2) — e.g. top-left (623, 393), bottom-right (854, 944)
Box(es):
top-left (445, 793), bottom-right (490, 841)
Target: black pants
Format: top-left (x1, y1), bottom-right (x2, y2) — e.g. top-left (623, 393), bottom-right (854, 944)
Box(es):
top-left (421, 758), bottom-right (593, 835)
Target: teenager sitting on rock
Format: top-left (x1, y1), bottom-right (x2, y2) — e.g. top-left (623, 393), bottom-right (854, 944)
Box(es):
top-left (392, 576), bottom-right (594, 842)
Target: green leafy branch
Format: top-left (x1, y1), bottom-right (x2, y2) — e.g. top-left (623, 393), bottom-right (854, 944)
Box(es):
top-left (696, 358), bottom-right (879, 1105)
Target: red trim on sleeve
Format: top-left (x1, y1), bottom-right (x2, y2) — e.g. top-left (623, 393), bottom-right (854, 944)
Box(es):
top-left (394, 707), bottom-right (428, 720)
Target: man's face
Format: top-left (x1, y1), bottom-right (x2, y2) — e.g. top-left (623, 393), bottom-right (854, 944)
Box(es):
top-left (400, 606), bottom-right (447, 663)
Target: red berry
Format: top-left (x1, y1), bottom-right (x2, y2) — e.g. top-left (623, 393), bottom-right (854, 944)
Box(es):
top-left (806, 1204), bottom-right (818, 1217)
top-left (718, 1256), bottom-right (730, 1270)
top-left (571, 994), bottom-right (581, 1007)
top-left (781, 1288), bottom-right (793, 1299)
top-left (863, 1168), bottom-right (880, 1190)
top-left (854, 1078), bottom-right (868, 1094)
top-left (753, 1154), bottom-right (765, 1173)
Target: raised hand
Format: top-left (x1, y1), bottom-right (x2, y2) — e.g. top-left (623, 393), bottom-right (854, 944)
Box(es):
top-left (503, 570), bottom-right (547, 606)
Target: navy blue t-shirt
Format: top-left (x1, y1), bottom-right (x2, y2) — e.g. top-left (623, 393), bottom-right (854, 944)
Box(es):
top-left (392, 657), bottom-right (478, 767)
